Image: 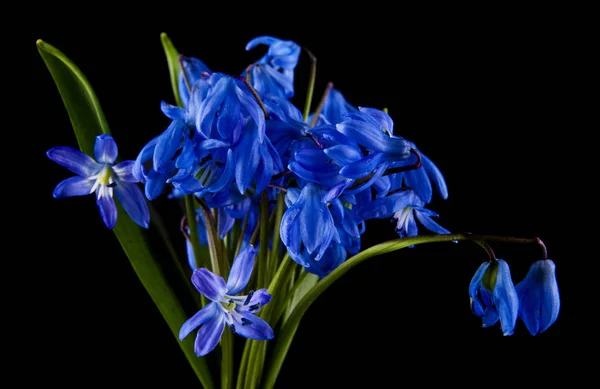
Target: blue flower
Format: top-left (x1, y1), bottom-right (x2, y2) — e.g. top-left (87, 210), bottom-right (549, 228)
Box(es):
top-left (280, 183), bottom-right (340, 268)
top-left (334, 108), bottom-right (411, 188)
top-left (469, 259), bottom-right (519, 336)
top-left (47, 134), bottom-right (149, 229)
top-left (356, 190), bottom-right (449, 238)
top-left (515, 259), bottom-right (560, 335)
top-left (245, 36), bottom-right (300, 98)
top-left (179, 245), bottom-right (274, 356)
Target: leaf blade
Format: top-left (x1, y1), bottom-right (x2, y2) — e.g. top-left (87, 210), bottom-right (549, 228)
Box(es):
top-left (37, 39), bottom-right (214, 389)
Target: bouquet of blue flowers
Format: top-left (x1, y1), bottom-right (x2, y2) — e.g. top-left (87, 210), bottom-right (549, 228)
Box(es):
top-left (38, 33), bottom-right (560, 388)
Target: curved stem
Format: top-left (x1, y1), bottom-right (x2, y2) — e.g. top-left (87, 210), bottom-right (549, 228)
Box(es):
top-left (302, 47), bottom-right (317, 122)
top-left (309, 82), bottom-right (334, 128)
top-left (184, 195), bottom-right (205, 270)
top-left (261, 233), bottom-right (540, 389)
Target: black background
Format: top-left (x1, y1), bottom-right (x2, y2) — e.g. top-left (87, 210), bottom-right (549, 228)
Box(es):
top-left (24, 5), bottom-right (589, 388)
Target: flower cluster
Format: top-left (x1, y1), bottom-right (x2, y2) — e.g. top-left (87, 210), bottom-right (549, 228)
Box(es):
top-left (46, 35), bottom-right (560, 364)
top-left (469, 257), bottom-right (560, 336)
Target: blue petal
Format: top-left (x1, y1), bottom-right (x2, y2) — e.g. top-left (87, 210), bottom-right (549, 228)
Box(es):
top-left (113, 161), bottom-right (138, 182)
top-left (179, 302), bottom-right (218, 340)
top-left (94, 134), bottom-right (118, 164)
top-left (469, 261), bottom-right (490, 300)
top-left (404, 167), bottom-right (433, 204)
top-left (240, 288), bottom-right (271, 313)
top-left (340, 153), bottom-right (385, 179)
top-left (114, 182), bottom-right (150, 228)
top-left (516, 259), bottom-right (560, 335)
top-left (234, 85), bottom-right (265, 143)
top-left (154, 121), bottom-right (184, 174)
top-left (161, 101), bottom-right (186, 121)
top-left (246, 36), bottom-right (278, 51)
top-left (97, 194), bottom-right (117, 229)
top-left (210, 149), bottom-right (235, 193)
top-left (145, 170), bottom-right (168, 200)
top-left (493, 260), bottom-right (519, 336)
top-left (194, 314), bottom-right (225, 356)
top-left (226, 245), bottom-right (257, 295)
top-left (47, 146), bottom-right (102, 177)
top-left (192, 268), bottom-right (227, 301)
top-left (414, 209), bottom-right (450, 234)
top-left (230, 311), bottom-right (274, 341)
top-left (324, 145), bottom-right (362, 165)
top-left (481, 309), bottom-right (500, 328)
top-left (336, 120), bottom-right (393, 153)
top-left (199, 139), bottom-right (230, 150)
top-left (133, 137), bottom-right (158, 181)
top-left (53, 176), bottom-right (95, 198)
top-left (197, 77), bottom-right (228, 138)
top-left (358, 107), bottom-right (394, 134)
top-left (280, 203), bottom-right (302, 256)
top-left (422, 152), bottom-right (449, 200)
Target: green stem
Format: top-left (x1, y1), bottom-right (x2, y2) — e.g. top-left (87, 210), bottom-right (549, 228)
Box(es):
top-left (198, 200), bottom-right (221, 276)
top-left (261, 233), bottom-right (540, 389)
top-left (148, 204), bottom-right (198, 304)
top-left (236, 337), bottom-right (252, 389)
top-left (309, 82), bottom-right (333, 128)
top-left (220, 328), bottom-right (234, 389)
top-left (258, 192), bottom-right (270, 289)
top-left (184, 195), bottom-right (205, 270)
top-left (268, 192), bottom-right (285, 281)
top-left (234, 212), bottom-right (250, 259)
top-left (302, 47), bottom-right (317, 122)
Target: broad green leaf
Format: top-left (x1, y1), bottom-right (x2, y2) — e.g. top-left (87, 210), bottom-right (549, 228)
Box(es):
top-left (160, 32), bottom-right (183, 108)
top-left (37, 40), bottom-right (214, 389)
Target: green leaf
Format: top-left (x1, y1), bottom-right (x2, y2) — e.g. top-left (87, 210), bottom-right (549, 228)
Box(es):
top-left (160, 32), bottom-right (183, 108)
top-left (37, 39), bottom-right (214, 389)
top-left (37, 40), bottom-right (111, 154)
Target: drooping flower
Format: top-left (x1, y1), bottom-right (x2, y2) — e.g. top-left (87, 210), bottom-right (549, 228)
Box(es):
top-left (245, 36), bottom-right (301, 99)
top-left (515, 259), bottom-right (560, 335)
top-left (47, 134), bottom-right (149, 229)
top-left (280, 183), bottom-right (340, 268)
top-left (469, 259), bottom-right (519, 336)
top-left (179, 245), bottom-right (274, 356)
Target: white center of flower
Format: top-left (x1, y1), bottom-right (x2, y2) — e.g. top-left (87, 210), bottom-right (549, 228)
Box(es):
top-left (90, 165), bottom-right (115, 198)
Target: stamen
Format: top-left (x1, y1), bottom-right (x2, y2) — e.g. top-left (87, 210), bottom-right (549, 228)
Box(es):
top-left (244, 290), bottom-right (255, 305)
top-left (241, 318), bottom-right (252, 326)
top-left (107, 182), bottom-right (117, 188)
top-left (229, 323), bottom-right (236, 334)
top-left (248, 303), bottom-right (260, 311)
